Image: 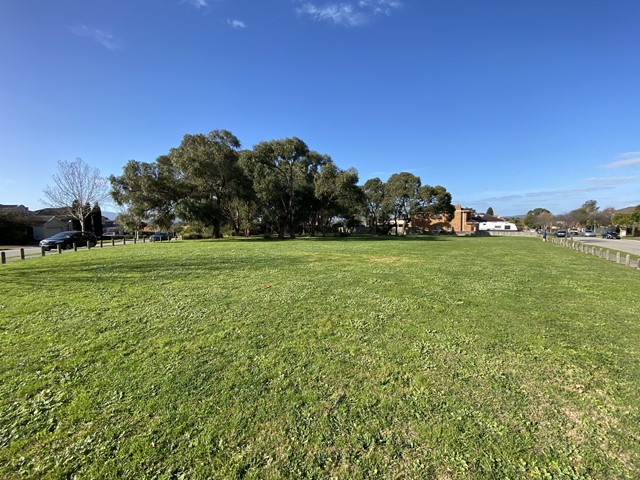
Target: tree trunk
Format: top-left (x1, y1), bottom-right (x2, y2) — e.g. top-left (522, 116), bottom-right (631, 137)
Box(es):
top-left (213, 219), bottom-right (222, 239)
top-left (288, 219), bottom-right (296, 239)
top-left (309, 214), bottom-right (317, 237)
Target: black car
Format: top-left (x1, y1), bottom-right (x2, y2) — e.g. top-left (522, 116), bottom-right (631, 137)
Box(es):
top-left (149, 232), bottom-right (169, 242)
top-left (602, 231), bottom-right (621, 239)
top-left (39, 231), bottom-right (98, 251)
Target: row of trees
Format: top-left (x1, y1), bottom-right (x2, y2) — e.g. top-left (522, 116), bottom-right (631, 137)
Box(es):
top-left (362, 174), bottom-right (455, 234)
top-left (37, 148), bottom-right (638, 240)
top-left (611, 207), bottom-right (640, 229)
top-left (109, 130), bottom-right (455, 238)
top-left (522, 200), bottom-right (640, 233)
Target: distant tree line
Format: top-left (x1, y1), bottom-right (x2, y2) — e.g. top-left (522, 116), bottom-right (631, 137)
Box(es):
top-left (109, 130), bottom-right (456, 238)
top-left (521, 200), bottom-right (640, 234)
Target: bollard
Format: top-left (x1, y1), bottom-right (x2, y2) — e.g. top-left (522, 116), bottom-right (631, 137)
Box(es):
top-left (100, 239), bottom-right (103, 248)
top-left (1, 252), bottom-right (5, 264)
top-left (58, 245), bottom-right (62, 254)
top-left (616, 252), bottom-right (621, 264)
top-left (626, 254), bottom-right (631, 267)
top-left (112, 238), bottom-right (115, 247)
top-left (73, 243), bottom-right (77, 252)
top-left (123, 237), bottom-right (126, 245)
top-left (143, 236), bottom-right (146, 243)
top-left (41, 246), bottom-right (46, 256)
top-left (20, 248), bottom-right (25, 260)
top-left (134, 237), bottom-right (137, 245)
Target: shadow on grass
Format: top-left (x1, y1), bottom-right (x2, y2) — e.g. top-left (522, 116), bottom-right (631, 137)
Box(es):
top-left (196, 234), bottom-right (452, 243)
top-left (1, 234), bottom-right (455, 288)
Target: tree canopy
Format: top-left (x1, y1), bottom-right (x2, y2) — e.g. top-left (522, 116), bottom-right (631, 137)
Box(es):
top-left (109, 130), bottom-right (456, 238)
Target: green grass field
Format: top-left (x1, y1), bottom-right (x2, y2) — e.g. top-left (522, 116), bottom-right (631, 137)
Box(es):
top-left (1, 237), bottom-right (639, 479)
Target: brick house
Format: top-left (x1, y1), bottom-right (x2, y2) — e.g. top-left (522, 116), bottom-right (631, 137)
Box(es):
top-left (411, 205), bottom-right (477, 234)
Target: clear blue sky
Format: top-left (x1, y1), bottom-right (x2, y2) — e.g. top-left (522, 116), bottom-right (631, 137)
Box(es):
top-left (1, 0), bottom-right (639, 216)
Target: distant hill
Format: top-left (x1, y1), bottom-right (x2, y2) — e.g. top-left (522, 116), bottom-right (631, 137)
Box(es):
top-left (616, 205), bottom-right (639, 213)
top-left (102, 211), bottom-right (118, 220)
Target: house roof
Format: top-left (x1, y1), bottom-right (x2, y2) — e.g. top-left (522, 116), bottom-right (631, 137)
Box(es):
top-left (34, 207), bottom-right (69, 216)
top-left (0, 204), bottom-right (30, 212)
top-left (30, 215), bottom-right (67, 226)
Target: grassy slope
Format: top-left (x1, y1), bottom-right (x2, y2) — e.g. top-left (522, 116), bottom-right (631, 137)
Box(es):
top-left (0, 237), bottom-right (638, 479)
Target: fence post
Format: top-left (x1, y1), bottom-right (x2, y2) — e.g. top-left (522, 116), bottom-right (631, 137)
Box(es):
top-left (1, 252), bottom-right (5, 264)
top-left (123, 237), bottom-right (126, 245)
top-left (625, 254), bottom-right (631, 267)
top-left (616, 252), bottom-right (621, 264)
top-left (58, 245), bottom-right (62, 254)
top-left (100, 239), bottom-right (103, 248)
top-left (73, 243), bottom-right (77, 252)
top-left (20, 248), bottom-right (25, 260)
top-left (41, 247), bottom-right (46, 256)
top-left (134, 237), bottom-right (137, 244)
top-left (112, 238), bottom-right (115, 247)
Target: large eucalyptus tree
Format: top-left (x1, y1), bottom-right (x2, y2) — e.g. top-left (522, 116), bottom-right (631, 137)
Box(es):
top-left (241, 137), bottom-right (318, 239)
top-left (169, 130), bottom-right (249, 238)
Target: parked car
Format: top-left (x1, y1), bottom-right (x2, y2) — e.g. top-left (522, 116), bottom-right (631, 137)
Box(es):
top-left (101, 232), bottom-right (123, 240)
top-left (149, 232), bottom-right (169, 242)
top-left (555, 230), bottom-right (567, 237)
top-left (568, 228), bottom-right (579, 236)
top-left (39, 231), bottom-right (98, 251)
top-left (583, 229), bottom-right (596, 237)
top-left (602, 231), bottom-right (620, 239)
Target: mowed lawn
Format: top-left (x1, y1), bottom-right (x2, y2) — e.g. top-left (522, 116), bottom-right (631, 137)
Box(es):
top-left (1, 236), bottom-right (639, 479)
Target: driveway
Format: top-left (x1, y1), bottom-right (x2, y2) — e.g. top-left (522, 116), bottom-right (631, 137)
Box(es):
top-left (573, 237), bottom-right (640, 257)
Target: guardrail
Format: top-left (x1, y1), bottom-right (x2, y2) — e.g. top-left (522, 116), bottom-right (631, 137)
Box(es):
top-left (1, 236), bottom-right (176, 264)
top-left (549, 236), bottom-right (640, 270)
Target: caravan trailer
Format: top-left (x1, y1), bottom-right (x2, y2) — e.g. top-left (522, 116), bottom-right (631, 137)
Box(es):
top-left (477, 221), bottom-right (518, 231)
